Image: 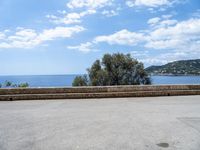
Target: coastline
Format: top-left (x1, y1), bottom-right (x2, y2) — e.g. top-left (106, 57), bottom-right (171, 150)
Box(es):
top-left (0, 75), bottom-right (200, 87)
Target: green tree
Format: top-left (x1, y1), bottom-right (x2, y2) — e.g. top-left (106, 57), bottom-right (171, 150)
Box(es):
top-left (87, 60), bottom-right (109, 86)
top-left (4, 81), bottom-right (12, 87)
top-left (18, 83), bottom-right (29, 88)
top-left (72, 75), bottom-right (88, 86)
top-left (73, 53), bottom-right (151, 86)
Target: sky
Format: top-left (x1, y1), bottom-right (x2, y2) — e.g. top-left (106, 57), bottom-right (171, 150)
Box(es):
top-left (0, 0), bottom-right (200, 75)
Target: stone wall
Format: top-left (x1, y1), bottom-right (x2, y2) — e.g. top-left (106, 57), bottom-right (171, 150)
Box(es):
top-left (0, 85), bottom-right (200, 101)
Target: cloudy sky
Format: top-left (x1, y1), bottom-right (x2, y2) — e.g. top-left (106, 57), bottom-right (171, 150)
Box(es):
top-left (0, 0), bottom-right (199, 75)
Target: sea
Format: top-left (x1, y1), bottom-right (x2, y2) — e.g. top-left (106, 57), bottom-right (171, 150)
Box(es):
top-left (0, 75), bottom-right (200, 87)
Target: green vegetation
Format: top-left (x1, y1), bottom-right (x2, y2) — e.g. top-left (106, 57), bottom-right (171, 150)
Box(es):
top-left (5, 80), bottom-right (12, 87)
top-left (146, 59), bottom-right (200, 75)
top-left (72, 75), bottom-right (88, 86)
top-left (73, 53), bottom-right (151, 86)
top-left (18, 83), bottom-right (29, 88)
top-left (0, 81), bottom-right (29, 88)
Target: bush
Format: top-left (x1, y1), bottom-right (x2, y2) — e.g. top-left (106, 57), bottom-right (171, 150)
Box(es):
top-left (4, 81), bottom-right (12, 87)
top-left (18, 83), bottom-right (29, 88)
top-left (72, 75), bottom-right (88, 86)
top-left (73, 53), bottom-right (151, 86)
top-left (0, 81), bottom-right (29, 88)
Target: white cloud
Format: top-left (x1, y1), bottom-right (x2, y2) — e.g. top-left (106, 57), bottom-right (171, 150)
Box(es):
top-left (94, 29), bottom-right (146, 46)
top-left (158, 19), bottom-right (177, 27)
top-left (126, 0), bottom-right (177, 8)
top-left (140, 51), bottom-right (197, 66)
top-left (0, 32), bottom-right (5, 40)
top-left (148, 16), bottom-right (178, 28)
top-left (131, 50), bottom-right (198, 66)
top-left (102, 10), bottom-right (118, 17)
top-left (74, 17), bottom-right (200, 63)
top-left (192, 9), bottom-right (200, 18)
top-left (37, 26), bottom-right (84, 41)
top-left (73, 17), bottom-right (200, 57)
top-left (147, 17), bottom-right (161, 25)
top-left (0, 26), bottom-right (85, 49)
top-left (67, 42), bottom-right (96, 53)
top-left (67, 0), bottom-right (113, 9)
top-left (57, 10), bottom-right (67, 15)
top-left (47, 9), bottom-right (96, 25)
top-left (145, 18), bottom-right (200, 52)
top-left (162, 14), bottom-right (173, 19)
top-left (48, 0), bottom-right (119, 26)
top-left (8, 29), bottom-right (37, 41)
top-left (131, 50), bottom-right (149, 58)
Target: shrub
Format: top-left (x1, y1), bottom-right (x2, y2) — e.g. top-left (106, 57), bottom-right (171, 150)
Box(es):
top-left (2, 81), bottom-right (29, 88)
top-left (4, 81), bottom-right (12, 87)
top-left (18, 83), bottom-right (29, 88)
top-left (72, 75), bottom-right (88, 86)
top-left (73, 53), bottom-right (151, 86)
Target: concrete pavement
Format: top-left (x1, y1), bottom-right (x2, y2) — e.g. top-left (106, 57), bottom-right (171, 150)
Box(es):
top-left (0, 96), bottom-right (200, 150)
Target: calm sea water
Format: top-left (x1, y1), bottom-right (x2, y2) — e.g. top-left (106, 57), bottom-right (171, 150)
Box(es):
top-left (0, 75), bottom-right (200, 87)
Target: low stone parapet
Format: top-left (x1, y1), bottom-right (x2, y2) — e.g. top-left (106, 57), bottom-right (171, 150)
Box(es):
top-left (0, 85), bottom-right (200, 101)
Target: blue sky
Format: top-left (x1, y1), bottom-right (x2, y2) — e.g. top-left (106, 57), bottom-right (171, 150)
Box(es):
top-left (0, 0), bottom-right (200, 75)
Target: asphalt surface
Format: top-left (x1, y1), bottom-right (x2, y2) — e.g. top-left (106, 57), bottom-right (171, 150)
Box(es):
top-left (0, 96), bottom-right (200, 150)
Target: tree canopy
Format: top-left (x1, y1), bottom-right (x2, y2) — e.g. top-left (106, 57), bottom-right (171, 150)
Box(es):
top-left (72, 75), bottom-right (88, 86)
top-left (0, 81), bottom-right (29, 88)
top-left (72, 53), bottom-right (151, 86)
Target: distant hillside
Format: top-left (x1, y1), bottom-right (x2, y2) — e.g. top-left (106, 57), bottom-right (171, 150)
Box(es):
top-left (145, 59), bottom-right (200, 75)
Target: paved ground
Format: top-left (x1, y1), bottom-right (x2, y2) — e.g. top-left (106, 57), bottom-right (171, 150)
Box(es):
top-left (0, 96), bottom-right (200, 150)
